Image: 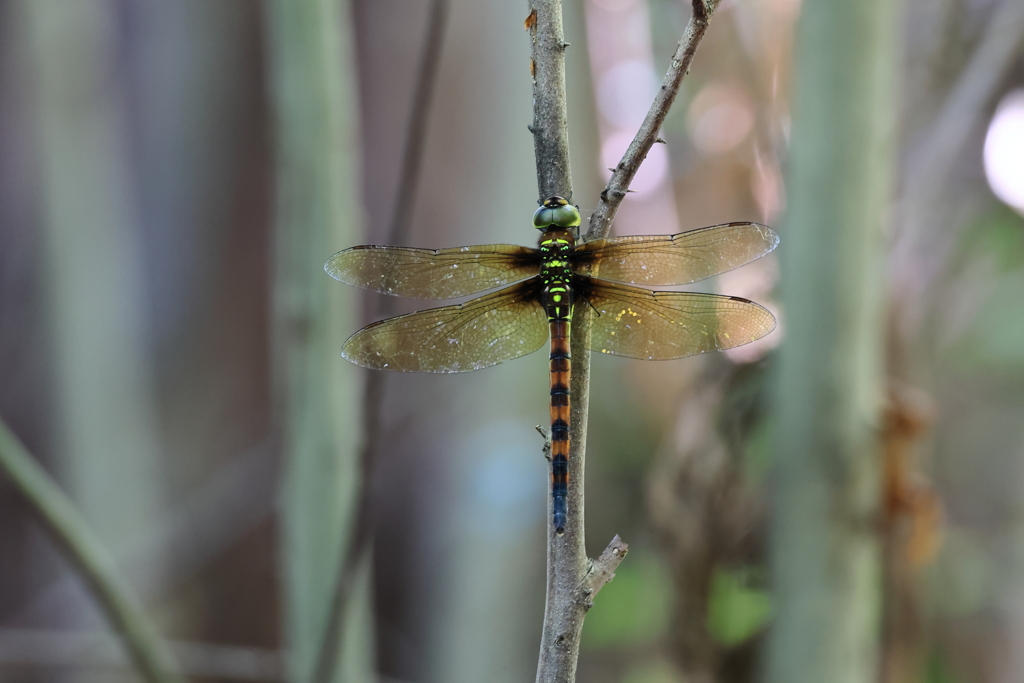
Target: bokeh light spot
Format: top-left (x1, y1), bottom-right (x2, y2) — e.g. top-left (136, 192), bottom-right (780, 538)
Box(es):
top-left (687, 82), bottom-right (755, 156)
top-left (984, 89), bottom-right (1024, 215)
top-left (598, 59), bottom-right (659, 130)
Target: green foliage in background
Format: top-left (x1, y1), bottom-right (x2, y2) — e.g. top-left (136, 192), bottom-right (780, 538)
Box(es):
top-left (706, 566), bottom-right (770, 646)
top-left (948, 207), bottom-right (1024, 370)
top-left (622, 658), bottom-right (684, 683)
top-left (925, 649), bottom-right (959, 683)
top-left (582, 553), bottom-right (672, 648)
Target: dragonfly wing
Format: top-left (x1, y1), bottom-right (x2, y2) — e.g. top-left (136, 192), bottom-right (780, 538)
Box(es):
top-left (326, 244), bottom-right (540, 299)
top-left (342, 279), bottom-right (549, 372)
top-left (572, 222), bottom-right (778, 286)
top-left (577, 278), bottom-right (775, 360)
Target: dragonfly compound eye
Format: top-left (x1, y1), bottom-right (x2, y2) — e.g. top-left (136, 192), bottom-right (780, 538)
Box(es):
top-left (533, 201), bottom-right (581, 230)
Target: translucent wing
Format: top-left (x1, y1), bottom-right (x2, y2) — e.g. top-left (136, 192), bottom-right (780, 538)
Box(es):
top-left (572, 222), bottom-right (778, 286)
top-left (342, 279), bottom-right (548, 372)
top-left (577, 278), bottom-right (776, 360)
top-left (326, 243), bottom-right (540, 299)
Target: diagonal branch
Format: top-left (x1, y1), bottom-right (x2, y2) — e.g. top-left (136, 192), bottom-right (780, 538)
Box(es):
top-left (0, 628), bottom-right (283, 680)
top-left (892, 0), bottom-right (1024, 313)
top-left (581, 535), bottom-right (629, 602)
top-left (903, 0), bottom-right (1024, 215)
top-left (587, 0), bottom-right (722, 241)
top-left (0, 419), bottom-right (183, 683)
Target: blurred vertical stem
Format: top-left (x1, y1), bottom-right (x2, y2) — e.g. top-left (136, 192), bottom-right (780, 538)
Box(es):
top-left (264, 1), bottom-right (370, 682)
top-left (312, 1), bottom-right (449, 680)
top-left (766, 1), bottom-right (897, 682)
top-left (25, 0), bottom-right (172, 676)
top-left (0, 421), bottom-right (183, 683)
top-left (24, 0), bottom-right (166, 578)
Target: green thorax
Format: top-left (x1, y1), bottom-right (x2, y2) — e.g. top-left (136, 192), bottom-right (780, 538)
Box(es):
top-left (538, 226), bottom-right (576, 322)
top-left (538, 227), bottom-right (576, 284)
top-left (534, 196), bottom-right (580, 322)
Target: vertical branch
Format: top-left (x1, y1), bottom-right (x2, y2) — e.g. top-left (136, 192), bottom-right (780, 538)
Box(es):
top-left (264, 0), bottom-right (368, 681)
top-left (22, 0), bottom-right (173, 678)
top-left (529, 1), bottom-right (573, 201)
top-left (528, 2), bottom-right (587, 682)
top-left (24, 0), bottom-right (166, 592)
top-left (765, 0), bottom-right (897, 681)
top-left (0, 420), bottom-right (183, 683)
top-left (531, 2), bottom-right (721, 681)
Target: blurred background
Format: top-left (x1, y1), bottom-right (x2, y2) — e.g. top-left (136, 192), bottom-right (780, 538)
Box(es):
top-left (0, 0), bottom-right (1023, 681)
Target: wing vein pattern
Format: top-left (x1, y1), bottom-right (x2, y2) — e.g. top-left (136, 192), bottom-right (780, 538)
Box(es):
top-left (326, 244), bottom-right (540, 299)
top-left (573, 222), bottom-right (778, 286)
top-left (578, 278), bottom-right (776, 360)
top-left (341, 279), bottom-right (549, 372)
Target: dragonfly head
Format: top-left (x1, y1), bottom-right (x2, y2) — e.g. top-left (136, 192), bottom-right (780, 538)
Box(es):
top-left (533, 196), bottom-right (581, 230)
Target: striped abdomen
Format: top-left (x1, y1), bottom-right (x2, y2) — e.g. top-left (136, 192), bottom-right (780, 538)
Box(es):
top-left (548, 317), bottom-right (571, 533)
top-left (538, 226), bottom-right (576, 534)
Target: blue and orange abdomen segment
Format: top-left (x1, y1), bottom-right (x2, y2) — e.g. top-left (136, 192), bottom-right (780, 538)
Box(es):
top-left (548, 317), bottom-right (571, 534)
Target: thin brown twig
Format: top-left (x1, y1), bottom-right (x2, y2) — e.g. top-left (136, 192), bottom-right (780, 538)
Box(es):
top-left (4, 437), bottom-right (277, 627)
top-left (387, 0), bottom-right (451, 251)
top-left (892, 0), bottom-right (1024, 315)
top-left (586, 0), bottom-right (721, 241)
top-left (311, 2), bottom-right (449, 681)
top-left (902, 0), bottom-right (1024, 216)
top-left (0, 420), bottom-right (184, 683)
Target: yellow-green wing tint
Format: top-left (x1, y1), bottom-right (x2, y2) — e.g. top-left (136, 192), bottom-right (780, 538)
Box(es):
top-left (578, 279), bottom-right (775, 360)
top-left (572, 222), bottom-right (778, 286)
top-left (325, 244), bottom-right (540, 299)
top-left (342, 280), bottom-right (548, 372)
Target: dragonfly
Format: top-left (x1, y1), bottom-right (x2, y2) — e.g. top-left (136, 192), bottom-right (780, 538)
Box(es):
top-left (326, 196), bottom-right (778, 534)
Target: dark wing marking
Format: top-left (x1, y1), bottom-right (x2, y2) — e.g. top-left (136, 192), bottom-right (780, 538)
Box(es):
top-left (576, 278), bottom-right (776, 360)
top-left (572, 222), bottom-right (778, 286)
top-left (342, 279), bottom-right (548, 372)
top-left (325, 244), bottom-right (540, 299)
